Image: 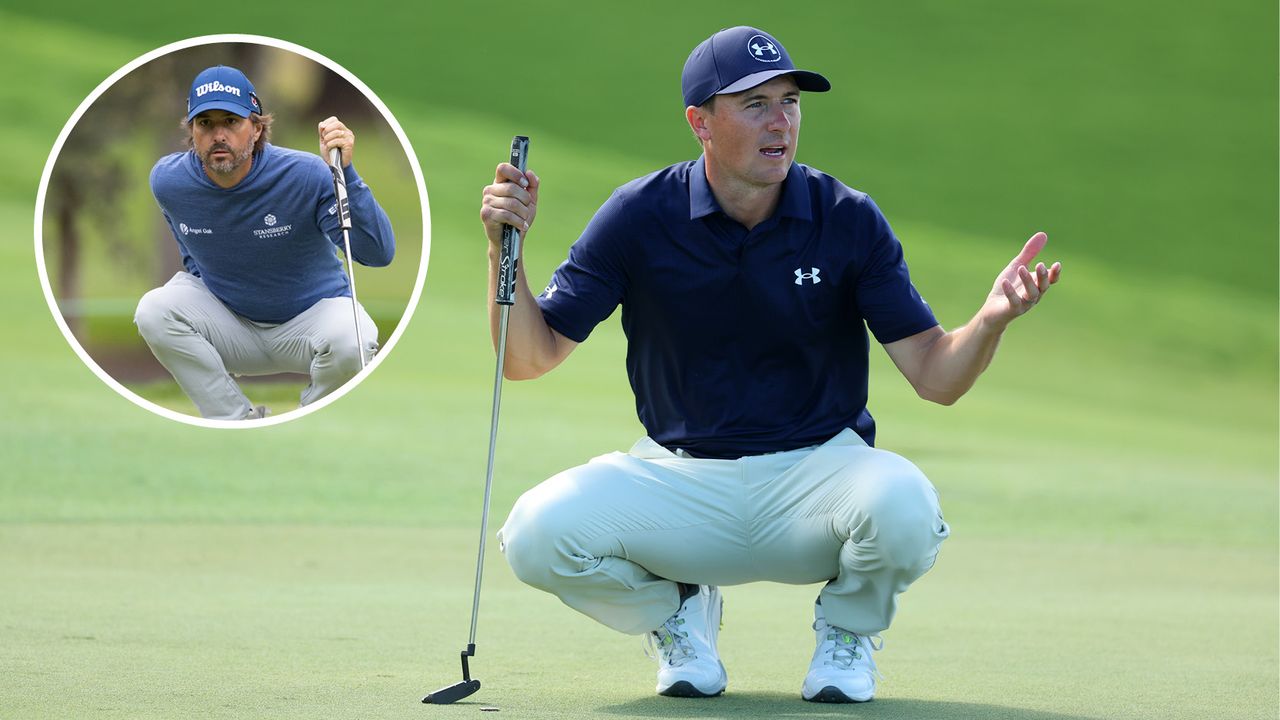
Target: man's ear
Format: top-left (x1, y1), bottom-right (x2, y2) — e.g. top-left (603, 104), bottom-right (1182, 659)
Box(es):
top-left (686, 105), bottom-right (712, 142)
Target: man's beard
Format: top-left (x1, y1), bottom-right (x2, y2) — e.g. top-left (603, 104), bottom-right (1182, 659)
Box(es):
top-left (201, 142), bottom-right (253, 175)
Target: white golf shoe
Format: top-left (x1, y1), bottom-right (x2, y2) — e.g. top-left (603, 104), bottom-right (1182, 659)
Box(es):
top-left (646, 585), bottom-right (727, 698)
top-left (801, 601), bottom-right (882, 703)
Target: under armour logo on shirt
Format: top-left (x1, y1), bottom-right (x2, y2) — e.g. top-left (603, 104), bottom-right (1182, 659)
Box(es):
top-left (794, 267), bottom-right (821, 285)
top-left (543, 281), bottom-right (559, 299)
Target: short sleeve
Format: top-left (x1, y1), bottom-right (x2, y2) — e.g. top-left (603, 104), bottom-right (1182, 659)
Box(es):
top-left (854, 197), bottom-right (938, 344)
top-left (536, 191), bottom-right (631, 343)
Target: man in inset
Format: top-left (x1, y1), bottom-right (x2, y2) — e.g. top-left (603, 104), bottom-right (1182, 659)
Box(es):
top-left (480, 27), bottom-right (1060, 702)
top-left (136, 65), bottom-right (395, 420)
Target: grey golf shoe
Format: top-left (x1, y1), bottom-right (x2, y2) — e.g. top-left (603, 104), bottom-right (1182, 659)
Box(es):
top-left (801, 601), bottom-right (882, 703)
top-left (647, 585), bottom-right (727, 698)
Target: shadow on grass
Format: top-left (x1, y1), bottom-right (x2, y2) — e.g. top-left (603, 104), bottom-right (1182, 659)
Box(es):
top-left (597, 693), bottom-right (1095, 720)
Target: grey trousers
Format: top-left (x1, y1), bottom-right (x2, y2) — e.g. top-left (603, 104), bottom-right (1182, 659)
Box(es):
top-left (134, 272), bottom-right (377, 420)
top-left (498, 428), bottom-right (949, 636)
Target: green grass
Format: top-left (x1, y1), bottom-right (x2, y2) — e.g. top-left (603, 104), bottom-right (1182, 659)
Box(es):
top-left (125, 379), bottom-right (309, 417)
top-left (0, 3), bottom-right (1275, 720)
top-left (2, 528), bottom-right (1274, 719)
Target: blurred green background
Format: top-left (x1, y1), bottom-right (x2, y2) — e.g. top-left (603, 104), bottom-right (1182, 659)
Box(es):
top-left (1, 2), bottom-right (1276, 720)
top-left (40, 40), bottom-right (423, 416)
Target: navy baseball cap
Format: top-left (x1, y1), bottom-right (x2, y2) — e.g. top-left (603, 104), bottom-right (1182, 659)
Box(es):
top-left (186, 65), bottom-right (262, 121)
top-left (681, 26), bottom-right (831, 108)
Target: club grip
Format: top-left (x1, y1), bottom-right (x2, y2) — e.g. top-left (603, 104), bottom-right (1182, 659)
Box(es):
top-left (495, 135), bottom-right (530, 306)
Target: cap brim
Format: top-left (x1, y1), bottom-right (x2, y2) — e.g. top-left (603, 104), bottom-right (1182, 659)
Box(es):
top-left (717, 69), bottom-right (831, 97)
top-left (186, 100), bottom-right (253, 121)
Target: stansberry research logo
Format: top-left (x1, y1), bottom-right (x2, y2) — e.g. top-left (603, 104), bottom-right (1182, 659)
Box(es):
top-left (253, 213), bottom-right (292, 239)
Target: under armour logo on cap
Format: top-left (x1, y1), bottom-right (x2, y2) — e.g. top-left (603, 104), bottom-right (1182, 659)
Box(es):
top-left (747, 35), bottom-right (781, 62)
top-left (681, 26), bottom-right (831, 108)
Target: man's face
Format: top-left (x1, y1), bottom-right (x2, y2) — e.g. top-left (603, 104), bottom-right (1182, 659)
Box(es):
top-left (191, 109), bottom-right (259, 178)
top-left (698, 75), bottom-right (801, 188)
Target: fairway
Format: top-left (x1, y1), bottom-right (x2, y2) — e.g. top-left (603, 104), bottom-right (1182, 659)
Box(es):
top-left (1, 3), bottom-right (1276, 720)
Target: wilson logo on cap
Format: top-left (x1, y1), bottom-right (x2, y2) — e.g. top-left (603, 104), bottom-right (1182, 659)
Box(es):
top-left (747, 35), bottom-right (782, 62)
top-left (194, 81), bottom-right (242, 98)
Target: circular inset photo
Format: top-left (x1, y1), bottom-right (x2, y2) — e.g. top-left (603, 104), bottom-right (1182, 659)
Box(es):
top-left (35, 35), bottom-right (429, 428)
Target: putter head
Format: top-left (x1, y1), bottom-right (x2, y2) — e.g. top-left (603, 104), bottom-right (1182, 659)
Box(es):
top-left (422, 679), bottom-right (481, 705)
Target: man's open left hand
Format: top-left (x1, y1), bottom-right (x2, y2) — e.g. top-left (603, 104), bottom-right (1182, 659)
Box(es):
top-left (980, 231), bottom-right (1062, 329)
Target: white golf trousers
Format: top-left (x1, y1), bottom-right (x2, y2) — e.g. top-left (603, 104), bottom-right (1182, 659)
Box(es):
top-left (133, 272), bottom-right (377, 420)
top-left (499, 428), bottom-right (949, 636)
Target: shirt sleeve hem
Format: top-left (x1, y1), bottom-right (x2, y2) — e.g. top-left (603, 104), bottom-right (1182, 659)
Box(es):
top-left (871, 315), bottom-right (940, 345)
top-left (538, 300), bottom-right (593, 344)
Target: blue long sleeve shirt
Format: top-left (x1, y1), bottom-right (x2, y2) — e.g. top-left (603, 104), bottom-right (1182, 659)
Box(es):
top-left (150, 143), bottom-right (395, 323)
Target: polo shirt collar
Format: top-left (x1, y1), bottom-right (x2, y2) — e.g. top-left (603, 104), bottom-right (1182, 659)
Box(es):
top-left (688, 154), bottom-right (812, 223)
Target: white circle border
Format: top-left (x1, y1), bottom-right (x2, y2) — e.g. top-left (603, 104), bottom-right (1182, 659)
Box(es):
top-left (33, 33), bottom-right (431, 430)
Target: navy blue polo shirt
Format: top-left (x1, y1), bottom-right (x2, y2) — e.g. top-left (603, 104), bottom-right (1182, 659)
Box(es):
top-left (537, 156), bottom-right (937, 458)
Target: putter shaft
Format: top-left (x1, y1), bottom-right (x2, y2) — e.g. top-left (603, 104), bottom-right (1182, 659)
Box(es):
top-left (471, 304), bottom-right (509, 645)
top-left (328, 147), bottom-right (367, 370)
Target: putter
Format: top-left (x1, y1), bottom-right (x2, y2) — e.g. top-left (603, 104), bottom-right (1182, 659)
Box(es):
top-left (327, 146), bottom-right (367, 370)
top-left (423, 135), bottom-right (530, 706)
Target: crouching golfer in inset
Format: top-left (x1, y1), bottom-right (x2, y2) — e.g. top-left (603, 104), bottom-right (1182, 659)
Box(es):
top-left (135, 65), bottom-right (395, 420)
top-left (482, 26), bottom-right (1061, 702)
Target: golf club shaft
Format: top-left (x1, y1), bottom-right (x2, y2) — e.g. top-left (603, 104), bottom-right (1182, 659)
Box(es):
top-left (466, 136), bottom-right (529, 648)
top-left (470, 303), bottom-right (509, 645)
top-left (328, 147), bottom-right (367, 370)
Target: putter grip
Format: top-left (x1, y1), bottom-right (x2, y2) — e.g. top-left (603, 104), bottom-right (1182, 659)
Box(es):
top-left (495, 135), bottom-right (530, 306)
top-left (328, 147), bottom-right (352, 231)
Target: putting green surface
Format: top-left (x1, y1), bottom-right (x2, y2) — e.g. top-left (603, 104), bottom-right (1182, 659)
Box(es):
top-left (1, 2), bottom-right (1276, 719)
top-left (2, 527), bottom-right (1275, 719)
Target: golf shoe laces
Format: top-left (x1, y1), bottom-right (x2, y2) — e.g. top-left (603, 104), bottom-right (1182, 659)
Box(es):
top-left (645, 615), bottom-right (698, 668)
top-left (817, 624), bottom-right (884, 680)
